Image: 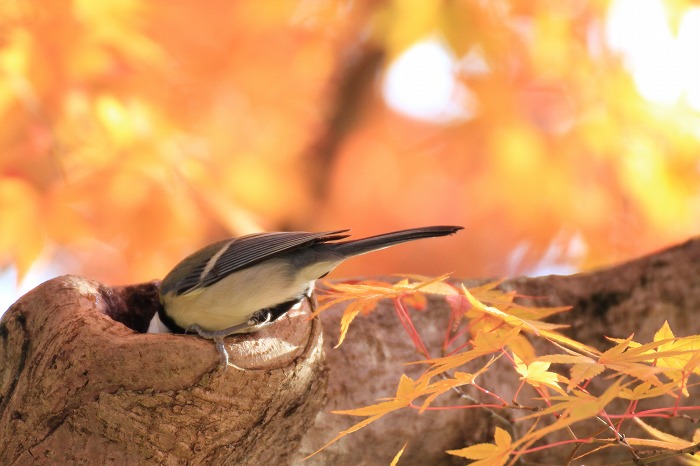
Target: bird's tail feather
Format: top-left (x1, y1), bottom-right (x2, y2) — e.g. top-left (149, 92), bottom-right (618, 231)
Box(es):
top-left (332, 226), bottom-right (462, 257)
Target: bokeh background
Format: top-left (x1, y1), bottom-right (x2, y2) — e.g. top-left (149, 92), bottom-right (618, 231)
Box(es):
top-left (2, 0), bottom-right (700, 312)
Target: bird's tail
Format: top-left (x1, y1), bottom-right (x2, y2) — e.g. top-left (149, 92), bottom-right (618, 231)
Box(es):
top-left (332, 226), bottom-right (462, 257)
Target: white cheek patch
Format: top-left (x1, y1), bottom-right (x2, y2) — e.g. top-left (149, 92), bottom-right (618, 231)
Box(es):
top-left (147, 313), bottom-right (172, 334)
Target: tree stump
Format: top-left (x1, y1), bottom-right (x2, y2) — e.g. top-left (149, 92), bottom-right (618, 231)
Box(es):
top-left (0, 276), bottom-right (326, 465)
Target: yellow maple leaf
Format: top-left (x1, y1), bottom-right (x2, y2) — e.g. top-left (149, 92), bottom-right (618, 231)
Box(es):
top-left (306, 374), bottom-right (426, 459)
top-left (597, 334), bottom-right (697, 387)
top-left (633, 417), bottom-right (695, 449)
top-left (631, 417), bottom-right (700, 464)
top-left (447, 427), bottom-right (512, 466)
top-left (517, 379), bottom-right (625, 446)
top-left (536, 353), bottom-right (603, 390)
top-left (617, 381), bottom-right (678, 400)
top-left (419, 359), bottom-right (498, 412)
top-left (411, 326), bottom-right (518, 383)
top-left (463, 284), bottom-right (597, 357)
top-left (467, 279), bottom-right (512, 304)
top-left (334, 299), bottom-right (379, 348)
top-left (462, 284), bottom-right (531, 330)
top-left (316, 275), bottom-right (455, 347)
top-left (513, 353), bottom-right (567, 395)
top-left (652, 321), bottom-right (700, 376)
top-left (390, 443), bottom-right (408, 466)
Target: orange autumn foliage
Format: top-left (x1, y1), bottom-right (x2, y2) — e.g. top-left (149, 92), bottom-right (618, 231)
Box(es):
top-left (1, 1), bottom-right (699, 285)
top-left (310, 276), bottom-right (700, 464)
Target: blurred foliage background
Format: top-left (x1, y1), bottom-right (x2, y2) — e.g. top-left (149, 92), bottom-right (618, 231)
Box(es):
top-left (2, 0), bottom-right (700, 308)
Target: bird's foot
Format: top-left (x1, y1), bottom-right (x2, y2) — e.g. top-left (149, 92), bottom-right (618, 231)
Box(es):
top-left (186, 323), bottom-right (252, 371)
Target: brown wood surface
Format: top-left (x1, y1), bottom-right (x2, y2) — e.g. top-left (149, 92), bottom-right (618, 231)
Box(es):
top-left (299, 237), bottom-right (700, 465)
top-left (2, 237), bottom-right (699, 465)
top-left (0, 276), bottom-right (326, 465)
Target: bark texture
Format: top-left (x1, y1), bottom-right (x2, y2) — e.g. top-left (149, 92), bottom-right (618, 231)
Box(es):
top-left (299, 237), bottom-right (700, 465)
top-left (0, 275), bottom-right (326, 465)
top-left (2, 238), bottom-right (699, 465)
top-left (298, 294), bottom-right (497, 466)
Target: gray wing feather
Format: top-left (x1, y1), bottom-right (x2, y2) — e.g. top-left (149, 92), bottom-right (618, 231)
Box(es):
top-left (162, 230), bottom-right (350, 296)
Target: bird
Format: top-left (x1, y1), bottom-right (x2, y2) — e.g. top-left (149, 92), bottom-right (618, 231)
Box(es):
top-left (149, 225), bottom-right (463, 367)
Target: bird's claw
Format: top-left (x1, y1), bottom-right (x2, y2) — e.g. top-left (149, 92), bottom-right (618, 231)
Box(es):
top-left (185, 324), bottom-right (247, 371)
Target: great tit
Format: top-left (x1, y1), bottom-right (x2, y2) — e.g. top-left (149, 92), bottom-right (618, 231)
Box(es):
top-left (149, 225), bottom-right (462, 366)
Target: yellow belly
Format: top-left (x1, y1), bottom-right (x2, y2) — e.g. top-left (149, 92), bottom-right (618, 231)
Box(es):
top-left (161, 258), bottom-right (340, 332)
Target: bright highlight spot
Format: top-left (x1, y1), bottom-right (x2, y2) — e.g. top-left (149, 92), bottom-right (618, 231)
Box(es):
top-left (678, 9), bottom-right (700, 110)
top-left (606, 0), bottom-right (700, 110)
top-left (508, 232), bottom-right (588, 277)
top-left (0, 262), bottom-right (61, 318)
top-left (382, 38), bottom-right (477, 123)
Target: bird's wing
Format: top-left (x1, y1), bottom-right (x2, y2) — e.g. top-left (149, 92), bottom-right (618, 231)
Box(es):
top-left (162, 230), bottom-right (350, 296)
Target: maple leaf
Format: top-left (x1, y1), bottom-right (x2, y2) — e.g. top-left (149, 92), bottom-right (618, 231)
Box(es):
top-left (418, 358), bottom-right (498, 412)
top-left (462, 284), bottom-right (597, 357)
top-left (467, 279), bottom-right (513, 305)
top-left (507, 333), bottom-right (537, 364)
top-left (390, 443), bottom-right (408, 466)
top-left (598, 334), bottom-right (700, 388)
top-left (617, 381), bottom-right (678, 401)
top-left (334, 298), bottom-right (379, 348)
top-left (462, 284), bottom-right (532, 330)
top-left (595, 335), bottom-right (664, 385)
top-left (447, 427), bottom-right (512, 466)
top-left (516, 379), bottom-right (626, 446)
top-left (414, 326), bottom-right (521, 382)
top-left (535, 354), bottom-right (614, 392)
top-left (306, 374), bottom-right (427, 458)
top-left (316, 275), bottom-right (453, 347)
top-left (627, 418), bottom-right (700, 464)
top-left (397, 274), bottom-right (458, 295)
top-left (513, 353), bottom-right (567, 396)
top-left (539, 333), bottom-right (696, 391)
top-left (632, 417), bottom-right (696, 449)
top-left (468, 280), bottom-right (571, 321)
top-left (649, 321), bottom-right (700, 395)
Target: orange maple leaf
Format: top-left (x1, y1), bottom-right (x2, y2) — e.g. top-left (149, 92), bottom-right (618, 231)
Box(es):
top-left (447, 427), bottom-right (512, 466)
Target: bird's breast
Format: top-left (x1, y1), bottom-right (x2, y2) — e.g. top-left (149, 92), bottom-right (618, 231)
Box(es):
top-left (161, 258), bottom-right (341, 332)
